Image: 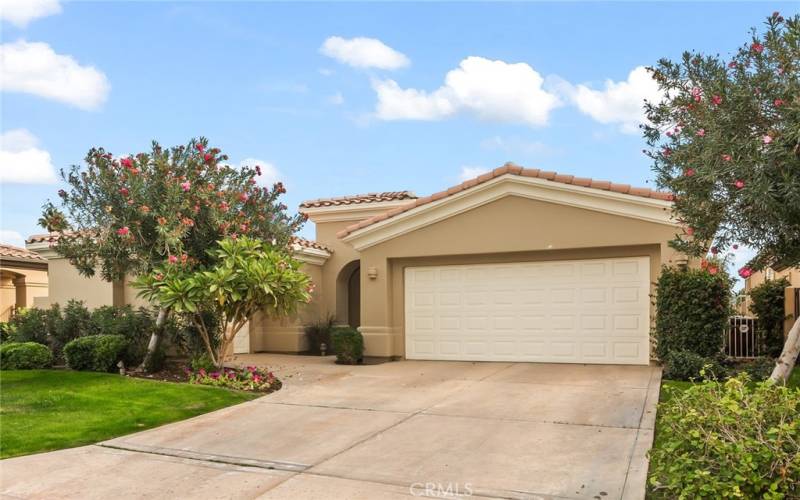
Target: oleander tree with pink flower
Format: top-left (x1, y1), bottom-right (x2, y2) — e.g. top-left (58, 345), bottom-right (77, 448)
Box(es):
top-left (643, 13), bottom-right (800, 382)
top-left (39, 138), bottom-right (305, 371)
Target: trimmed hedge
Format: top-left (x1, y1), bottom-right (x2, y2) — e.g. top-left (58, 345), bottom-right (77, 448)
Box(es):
top-left (749, 277), bottom-right (790, 357)
top-left (64, 335), bottom-right (128, 372)
top-left (649, 375), bottom-right (800, 497)
top-left (655, 266), bottom-right (730, 360)
top-left (0, 342), bottom-right (53, 369)
top-left (331, 327), bottom-right (364, 365)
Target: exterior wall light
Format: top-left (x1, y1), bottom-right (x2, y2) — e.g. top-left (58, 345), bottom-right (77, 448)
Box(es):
top-left (367, 267), bottom-right (378, 279)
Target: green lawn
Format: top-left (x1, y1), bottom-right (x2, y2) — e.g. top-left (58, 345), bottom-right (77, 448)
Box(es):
top-left (0, 370), bottom-right (258, 459)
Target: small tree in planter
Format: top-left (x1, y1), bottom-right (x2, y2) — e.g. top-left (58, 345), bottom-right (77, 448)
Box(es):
top-left (136, 237), bottom-right (312, 369)
top-left (39, 138), bottom-right (303, 371)
top-left (644, 13), bottom-right (800, 382)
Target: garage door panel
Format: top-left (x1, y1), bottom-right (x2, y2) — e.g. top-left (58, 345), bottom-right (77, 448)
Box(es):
top-left (405, 257), bottom-right (650, 365)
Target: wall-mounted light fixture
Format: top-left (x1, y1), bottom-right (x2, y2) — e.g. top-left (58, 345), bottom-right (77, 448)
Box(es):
top-left (367, 267), bottom-right (378, 279)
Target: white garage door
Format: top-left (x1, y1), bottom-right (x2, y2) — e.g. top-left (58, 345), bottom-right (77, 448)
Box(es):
top-left (404, 257), bottom-right (651, 365)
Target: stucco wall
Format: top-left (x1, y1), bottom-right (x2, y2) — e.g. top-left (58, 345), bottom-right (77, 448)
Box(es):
top-left (316, 221), bottom-right (361, 323)
top-left (45, 257), bottom-right (114, 309)
top-left (354, 195), bottom-right (682, 357)
top-left (249, 261), bottom-right (325, 353)
top-left (0, 264), bottom-right (48, 320)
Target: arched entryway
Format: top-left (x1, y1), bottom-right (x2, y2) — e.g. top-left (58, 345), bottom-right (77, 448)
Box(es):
top-left (336, 260), bottom-right (361, 328)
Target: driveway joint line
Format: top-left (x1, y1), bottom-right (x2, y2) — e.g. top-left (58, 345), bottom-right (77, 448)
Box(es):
top-left (98, 442), bottom-right (309, 472)
top-left (419, 409), bottom-right (644, 431)
top-left (618, 366), bottom-right (660, 499)
top-left (259, 400), bottom-right (411, 414)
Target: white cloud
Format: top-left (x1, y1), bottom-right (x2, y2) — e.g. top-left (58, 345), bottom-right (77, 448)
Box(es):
top-left (458, 166), bottom-right (489, 182)
top-left (373, 56), bottom-right (561, 126)
top-left (320, 36), bottom-right (409, 70)
top-left (0, 128), bottom-right (57, 184)
top-left (0, 40), bottom-right (110, 110)
top-left (236, 158), bottom-right (281, 186)
top-left (327, 92), bottom-right (344, 105)
top-left (568, 66), bottom-right (662, 134)
top-left (0, 0), bottom-right (61, 28)
top-left (0, 230), bottom-right (25, 248)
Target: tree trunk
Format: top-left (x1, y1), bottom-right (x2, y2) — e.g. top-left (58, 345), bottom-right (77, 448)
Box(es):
top-left (769, 315), bottom-right (800, 384)
top-left (138, 307), bottom-right (170, 373)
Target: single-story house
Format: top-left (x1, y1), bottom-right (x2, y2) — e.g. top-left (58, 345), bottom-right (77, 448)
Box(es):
top-left (0, 244), bottom-right (49, 321)
top-left (28, 164), bottom-right (690, 365)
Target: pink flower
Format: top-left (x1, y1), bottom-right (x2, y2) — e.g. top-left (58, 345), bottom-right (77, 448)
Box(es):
top-left (168, 255), bottom-right (178, 264)
top-left (686, 227), bottom-right (695, 236)
top-left (238, 192), bottom-right (249, 202)
top-left (691, 87), bottom-right (702, 102)
top-left (685, 168), bottom-right (696, 177)
top-left (116, 226), bottom-right (130, 236)
top-left (774, 98), bottom-right (784, 107)
top-left (119, 187), bottom-right (129, 196)
top-left (751, 42), bottom-right (764, 53)
top-left (722, 154), bottom-right (732, 162)
top-left (710, 246), bottom-right (718, 255)
top-left (180, 181), bottom-right (191, 192)
top-left (662, 147), bottom-right (672, 157)
top-left (734, 179), bottom-right (745, 189)
top-left (120, 157), bottom-right (133, 168)
top-left (733, 244), bottom-right (739, 250)
top-left (708, 265), bottom-right (719, 276)
top-left (711, 95), bottom-right (722, 106)
top-left (728, 61), bottom-right (737, 69)
top-left (196, 143), bottom-right (204, 152)
top-left (696, 129), bottom-right (705, 137)
top-left (199, 368), bottom-right (206, 376)
top-left (762, 135), bottom-right (773, 144)
top-left (253, 374), bottom-right (261, 383)
top-left (155, 273), bottom-right (164, 280)
top-left (738, 267), bottom-right (753, 279)
top-left (204, 153), bottom-right (213, 163)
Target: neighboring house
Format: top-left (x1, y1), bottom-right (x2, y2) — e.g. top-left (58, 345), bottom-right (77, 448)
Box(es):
top-left (738, 265), bottom-right (799, 335)
top-left (0, 244), bottom-right (49, 321)
top-left (27, 164), bottom-right (690, 365)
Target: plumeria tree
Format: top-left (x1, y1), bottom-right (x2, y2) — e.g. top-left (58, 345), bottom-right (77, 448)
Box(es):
top-left (136, 237), bottom-right (312, 369)
top-left (644, 13), bottom-right (800, 382)
top-left (40, 138), bottom-right (304, 370)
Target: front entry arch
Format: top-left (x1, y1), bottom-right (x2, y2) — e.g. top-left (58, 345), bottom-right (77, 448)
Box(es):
top-left (336, 260), bottom-right (361, 328)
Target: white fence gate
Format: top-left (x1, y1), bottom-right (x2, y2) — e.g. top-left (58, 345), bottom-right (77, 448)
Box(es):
top-left (724, 316), bottom-right (760, 358)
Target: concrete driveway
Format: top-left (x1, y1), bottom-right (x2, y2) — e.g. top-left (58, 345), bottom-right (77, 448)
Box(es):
top-left (0, 355), bottom-right (661, 499)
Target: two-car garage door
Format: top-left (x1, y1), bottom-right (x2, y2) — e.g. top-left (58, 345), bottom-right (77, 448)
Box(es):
top-left (404, 257), bottom-right (651, 365)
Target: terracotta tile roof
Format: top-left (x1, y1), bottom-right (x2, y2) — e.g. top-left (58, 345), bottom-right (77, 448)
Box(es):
top-left (0, 244), bottom-right (47, 262)
top-left (290, 236), bottom-right (332, 253)
top-left (26, 232), bottom-right (64, 244)
top-left (336, 163), bottom-right (674, 239)
top-left (300, 191), bottom-right (417, 209)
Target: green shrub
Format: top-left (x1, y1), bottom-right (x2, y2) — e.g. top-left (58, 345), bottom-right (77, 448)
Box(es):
top-left (729, 356), bottom-right (777, 381)
top-left (90, 305), bottom-right (155, 366)
top-left (190, 353), bottom-right (216, 372)
top-left (9, 307), bottom-right (51, 345)
top-left (0, 342), bottom-right (53, 369)
top-left (655, 266), bottom-right (731, 359)
top-left (64, 335), bottom-right (128, 372)
top-left (0, 322), bottom-right (11, 343)
top-left (749, 277), bottom-right (790, 357)
top-left (305, 315), bottom-right (336, 355)
top-left (649, 374), bottom-right (800, 497)
top-left (663, 349), bottom-right (727, 381)
top-left (331, 327), bottom-right (363, 365)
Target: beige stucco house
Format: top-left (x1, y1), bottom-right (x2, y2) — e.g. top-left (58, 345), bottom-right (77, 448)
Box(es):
top-left (27, 164), bottom-right (689, 365)
top-left (0, 244), bottom-right (49, 321)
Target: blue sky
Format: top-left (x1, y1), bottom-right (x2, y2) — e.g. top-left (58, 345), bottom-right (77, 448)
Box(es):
top-left (1, 0), bottom-right (793, 265)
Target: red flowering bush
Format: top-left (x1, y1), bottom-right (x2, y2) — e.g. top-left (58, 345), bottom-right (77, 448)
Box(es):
top-left (644, 13), bottom-right (800, 382)
top-left (187, 365), bottom-right (281, 392)
top-left (40, 138), bottom-right (305, 370)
